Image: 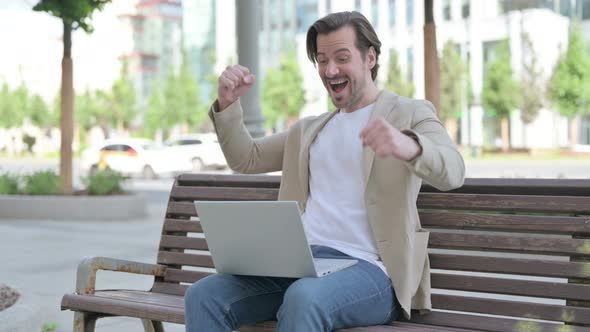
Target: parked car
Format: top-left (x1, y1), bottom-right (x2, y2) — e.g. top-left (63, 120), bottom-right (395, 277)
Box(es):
top-left (80, 138), bottom-right (193, 179)
top-left (164, 133), bottom-right (227, 171)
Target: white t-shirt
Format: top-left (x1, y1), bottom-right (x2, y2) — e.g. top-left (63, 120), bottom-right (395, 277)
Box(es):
top-left (301, 103), bottom-right (387, 274)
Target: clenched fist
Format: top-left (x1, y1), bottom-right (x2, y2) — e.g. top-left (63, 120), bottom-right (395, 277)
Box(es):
top-left (218, 65), bottom-right (256, 111)
top-left (360, 117), bottom-right (422, 161)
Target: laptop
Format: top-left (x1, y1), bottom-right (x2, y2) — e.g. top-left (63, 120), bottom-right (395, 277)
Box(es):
top-left (194, 201), bottom-right (358, 278)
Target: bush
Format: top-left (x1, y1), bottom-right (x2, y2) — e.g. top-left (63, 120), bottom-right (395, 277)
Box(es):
top-left (82, 169), bottom-right (128, 195)
top-left (0, 173), bottom-right (19, 195)
top-left (23, 170), bottom-right (60, 195)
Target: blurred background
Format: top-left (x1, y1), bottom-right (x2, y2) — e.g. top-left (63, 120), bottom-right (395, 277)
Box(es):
top-left (1, 0), bottom-right (590, 186)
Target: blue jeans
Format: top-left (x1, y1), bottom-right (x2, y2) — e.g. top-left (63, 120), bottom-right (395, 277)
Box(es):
top-left (184, 246), bottom-right (400, 332)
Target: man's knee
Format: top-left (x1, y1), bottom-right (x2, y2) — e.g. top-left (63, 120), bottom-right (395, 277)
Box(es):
top-left (185, 275), bottom-right (223, 310)
top-left (278, 281), bottom-right (328, 320)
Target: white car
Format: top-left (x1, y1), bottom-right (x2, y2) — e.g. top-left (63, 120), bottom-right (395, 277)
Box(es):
top-left (81, 138), bottom-right (193, 179)
top-left (165, 133), bottom-right (227, 171)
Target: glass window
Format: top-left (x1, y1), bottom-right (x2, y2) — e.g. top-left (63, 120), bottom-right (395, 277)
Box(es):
top-left (560, 0), bottom-right (572, 16)
top-left (583, 0), bottom-right (590, 19)
top-left (406, 47), bottom-right (414, 82)
top-left (326, 0), bottom-right (331, 14)
top-left (389, 0), bottom-right (396, 27)
top-left (372, 0), bottom-right (379, 26)
top-left (406, 0), bottom-right (414, 26)
top-left (355, 0), bottom-right (362, 11)
top-left (462, 0), bottom-right (470, 18)
top-left (442, 0), bottom-right (451, 20)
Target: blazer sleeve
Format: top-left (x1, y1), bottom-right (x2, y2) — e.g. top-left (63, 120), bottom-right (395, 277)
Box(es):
top-left (209, 100), bottom-right (286, 174)
top-left (402, 100), bottom-right (465, 191)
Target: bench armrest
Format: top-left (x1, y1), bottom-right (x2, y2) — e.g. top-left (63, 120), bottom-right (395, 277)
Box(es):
top-left (75, 256), bottom-right (167, 295)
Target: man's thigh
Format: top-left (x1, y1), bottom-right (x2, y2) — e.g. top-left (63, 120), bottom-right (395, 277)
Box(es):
top-left (191, 273), bottom-right (296, 325)
top-left (280, 259), bottom-right (398, 328)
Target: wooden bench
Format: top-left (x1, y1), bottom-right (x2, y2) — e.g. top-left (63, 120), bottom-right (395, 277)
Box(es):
top-left (61, 173), bottom-right (590, 332)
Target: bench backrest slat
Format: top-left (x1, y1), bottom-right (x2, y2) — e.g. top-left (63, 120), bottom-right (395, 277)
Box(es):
top-left (156, 174), bottom-right (590, 327)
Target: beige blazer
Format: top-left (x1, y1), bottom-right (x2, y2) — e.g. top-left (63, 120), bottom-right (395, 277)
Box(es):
top-left (209, 90), bottom-right (465, 319)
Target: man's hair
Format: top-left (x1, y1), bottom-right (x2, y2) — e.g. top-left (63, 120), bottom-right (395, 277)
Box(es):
top-left (306, 11), bottom-right (382, 81)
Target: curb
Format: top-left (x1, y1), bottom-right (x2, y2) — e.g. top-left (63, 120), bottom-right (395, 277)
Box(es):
top-left (0, 194), bottom-right (147, 221)
top-left (0, 292), bottom-right (45, 332)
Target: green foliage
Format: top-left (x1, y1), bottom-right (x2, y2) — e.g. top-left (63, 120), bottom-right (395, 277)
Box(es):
top-left (0, 173), bottom-right (19, 195)
top-left (482, 40), bottom-right (520, 118)
top-left (108, 59), bottom-right (137, 130)
top-left (23, 170), bottom-right (60, 195)
top-left (548, 22), bottom-right (590, 119)
top-left (82, 169), bottom-right (127, 195)
top-left (145, 81), bottom-right (165, 137)
top-left (41, 322), bottom-right (58, 332)
top-left (178, 53), bottom-right (205, 130)
top-left (33, 0), bottom-right (110, 32)
top-left (261, 52), bottom-right (305, 129)
top-left (0, 83), bottom-right (27, 128)
top-left (384, 49), bottom-right (415, 97)
top-left (520, 32), bottom-right (544, 124)
top-left (22, 134), bottom-right (36, 153)
top-left (29, 94), bottom-right (53, 128)
top-left (440, 41), bottom-right (466, 122)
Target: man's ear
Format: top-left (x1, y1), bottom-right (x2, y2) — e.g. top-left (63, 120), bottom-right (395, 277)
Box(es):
top-left (367, 46), bottom-right (377, 69)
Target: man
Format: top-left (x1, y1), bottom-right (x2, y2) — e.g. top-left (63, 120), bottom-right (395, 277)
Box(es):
top-left (185, 11), bottom-right (464, 332)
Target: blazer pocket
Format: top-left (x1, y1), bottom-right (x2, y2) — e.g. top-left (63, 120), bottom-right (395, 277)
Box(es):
top-left (411, 230), bottom-right (430, 294)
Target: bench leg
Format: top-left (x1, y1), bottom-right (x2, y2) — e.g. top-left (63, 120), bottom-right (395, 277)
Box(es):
top-left (73, 312), bottom-right (98, 332)
top-left (142, 319), bottom-right (165, 332)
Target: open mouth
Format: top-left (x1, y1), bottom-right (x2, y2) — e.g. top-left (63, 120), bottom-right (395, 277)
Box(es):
top-left (328, 79), bottom-right (348, 94)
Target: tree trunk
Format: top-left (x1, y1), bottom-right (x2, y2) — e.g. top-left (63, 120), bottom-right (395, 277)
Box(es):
top-left (60, 21), bottom-right (74, 194)
top-left (424, 0), bottom-right (440, 114)
top-left (501, 117), bottom-right (510, 152)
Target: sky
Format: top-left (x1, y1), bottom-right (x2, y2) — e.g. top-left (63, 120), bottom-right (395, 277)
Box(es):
top-left (0, 0), bottom-right (127, 103)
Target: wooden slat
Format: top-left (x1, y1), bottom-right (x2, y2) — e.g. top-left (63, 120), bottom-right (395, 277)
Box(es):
top-left (164, 268), bottom-right (212, 283)
top-left (429, 253), bottom-right (590, 279)
top-left (431, 294), bottom-right (590, 325)
top-left (176, 173), bottom-right (280, 188)
top-left (163, 218), bottom-right (202, 233)
top-left (243, 320), bottom-right (480, 332)
top-left (421, 212), bottom-right (590, 235)
top-left (61, 292), bottom-right (185, 324)
top-left (418, 193), bottom-right (590, 214)
top-left (166, 201), bottom-right (197, 217)
top-left (408, 311), bottom-right (590, 332)
top-left (431, 273), bottom-right (590, 301)
top-left (152, 282), bottom-right (188, 296)
top-left (423, 178), bottom-right (590, 197)
top-left (159, 235), bottom-right (208, 250)
top-left (94, 290), bottom-right (183, 308)
top-left (157, 251), bottom-right (214, 268)
top-left (170, 185), bottom-right (278, 201)
top-left (429, 232), bottom-right (590, 256)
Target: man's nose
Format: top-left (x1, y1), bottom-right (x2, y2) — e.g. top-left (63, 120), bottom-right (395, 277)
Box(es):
top-left (325, 61), bottom-right (338, 78)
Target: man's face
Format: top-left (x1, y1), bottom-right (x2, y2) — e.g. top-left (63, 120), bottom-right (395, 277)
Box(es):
top-left (316, 25), bottom-right (376, 112)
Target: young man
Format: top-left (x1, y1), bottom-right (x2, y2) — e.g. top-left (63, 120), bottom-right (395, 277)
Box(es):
top-left (185, 11), bottom-right (464, 332)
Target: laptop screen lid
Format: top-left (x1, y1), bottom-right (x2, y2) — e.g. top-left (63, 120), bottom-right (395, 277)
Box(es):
top-left (194, 200), bottom-right (319, 278)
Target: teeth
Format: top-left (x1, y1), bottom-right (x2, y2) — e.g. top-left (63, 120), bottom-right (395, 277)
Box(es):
top-left (329, 79), bottom-right (348, 85)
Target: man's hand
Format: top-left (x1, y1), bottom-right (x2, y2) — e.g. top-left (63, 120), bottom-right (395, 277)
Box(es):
top-left (218, 65), bottom-right (256, 111)
top-left (360, 117), bottom-right (422, 161)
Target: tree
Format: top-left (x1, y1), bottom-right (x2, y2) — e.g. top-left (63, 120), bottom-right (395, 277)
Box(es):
top-left (145, 81), bottom-right (165, 138)
top-left (548, 22), bottom-right (590, 146)
top-left (482, 40), bottom-right (520, 151)
top-left (108, 59), bottom-right (136, 132)
top-left (261, 52), bottom-right (305, 130)
top-left (33, 0), bottom-right (110, 193)
top-left (0, 83), bottom-right (27, 128)
top-left (384, 49), bottom-right (415, 98)
top-left (29, 94), bottom-right (53, 129)
top-left (520, 32), bottom-right (544, 125)
top-left (177, 52), bottom-right (204, 131)
top-left (440, 41), bottom-right (465, 142)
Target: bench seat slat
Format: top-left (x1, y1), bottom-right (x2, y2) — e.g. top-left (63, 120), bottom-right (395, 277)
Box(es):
top-left (176, 173), bottom-right (281, 188)
top-left (431, 273), bottom-right (590, 301)
top-left (431, 294), bottom-right (590, 325)
top-left (408, 311), bottom-right (590, 332)
top-left (429, 232), bottom-right (590, 256)
top-left (163, 219), bottom-right (202, 233)
top-left (430, 253), bottom-right (590, 279)
top-left (171, 186), bottom-right (279, 201)
top-left (164, 268), bottom-right (212, 283)
top-left (152, 282), bottom-right (189, 296)
top-left (167, 201), bottom-right (198, 217)
top-left (160, 235), bottom-right (208, 250)
top-left (418, 193), bottom-right (590, 214)
top-left (157, 251), bottom-right (214, 268)
top-left (421, 212), bottom-right (590, 235)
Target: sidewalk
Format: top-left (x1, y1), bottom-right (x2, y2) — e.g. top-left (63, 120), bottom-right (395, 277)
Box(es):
top-left (0, 201), bottom-right (184, 332)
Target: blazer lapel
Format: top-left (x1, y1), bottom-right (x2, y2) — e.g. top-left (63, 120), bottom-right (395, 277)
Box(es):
top-left (299, 111), bottom-right (338, 198)
top-left (363, 91), bottom-right (400, 188)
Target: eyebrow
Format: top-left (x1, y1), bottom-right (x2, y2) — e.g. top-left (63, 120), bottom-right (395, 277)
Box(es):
top-left (317, 48), bottom-right (352, 56)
